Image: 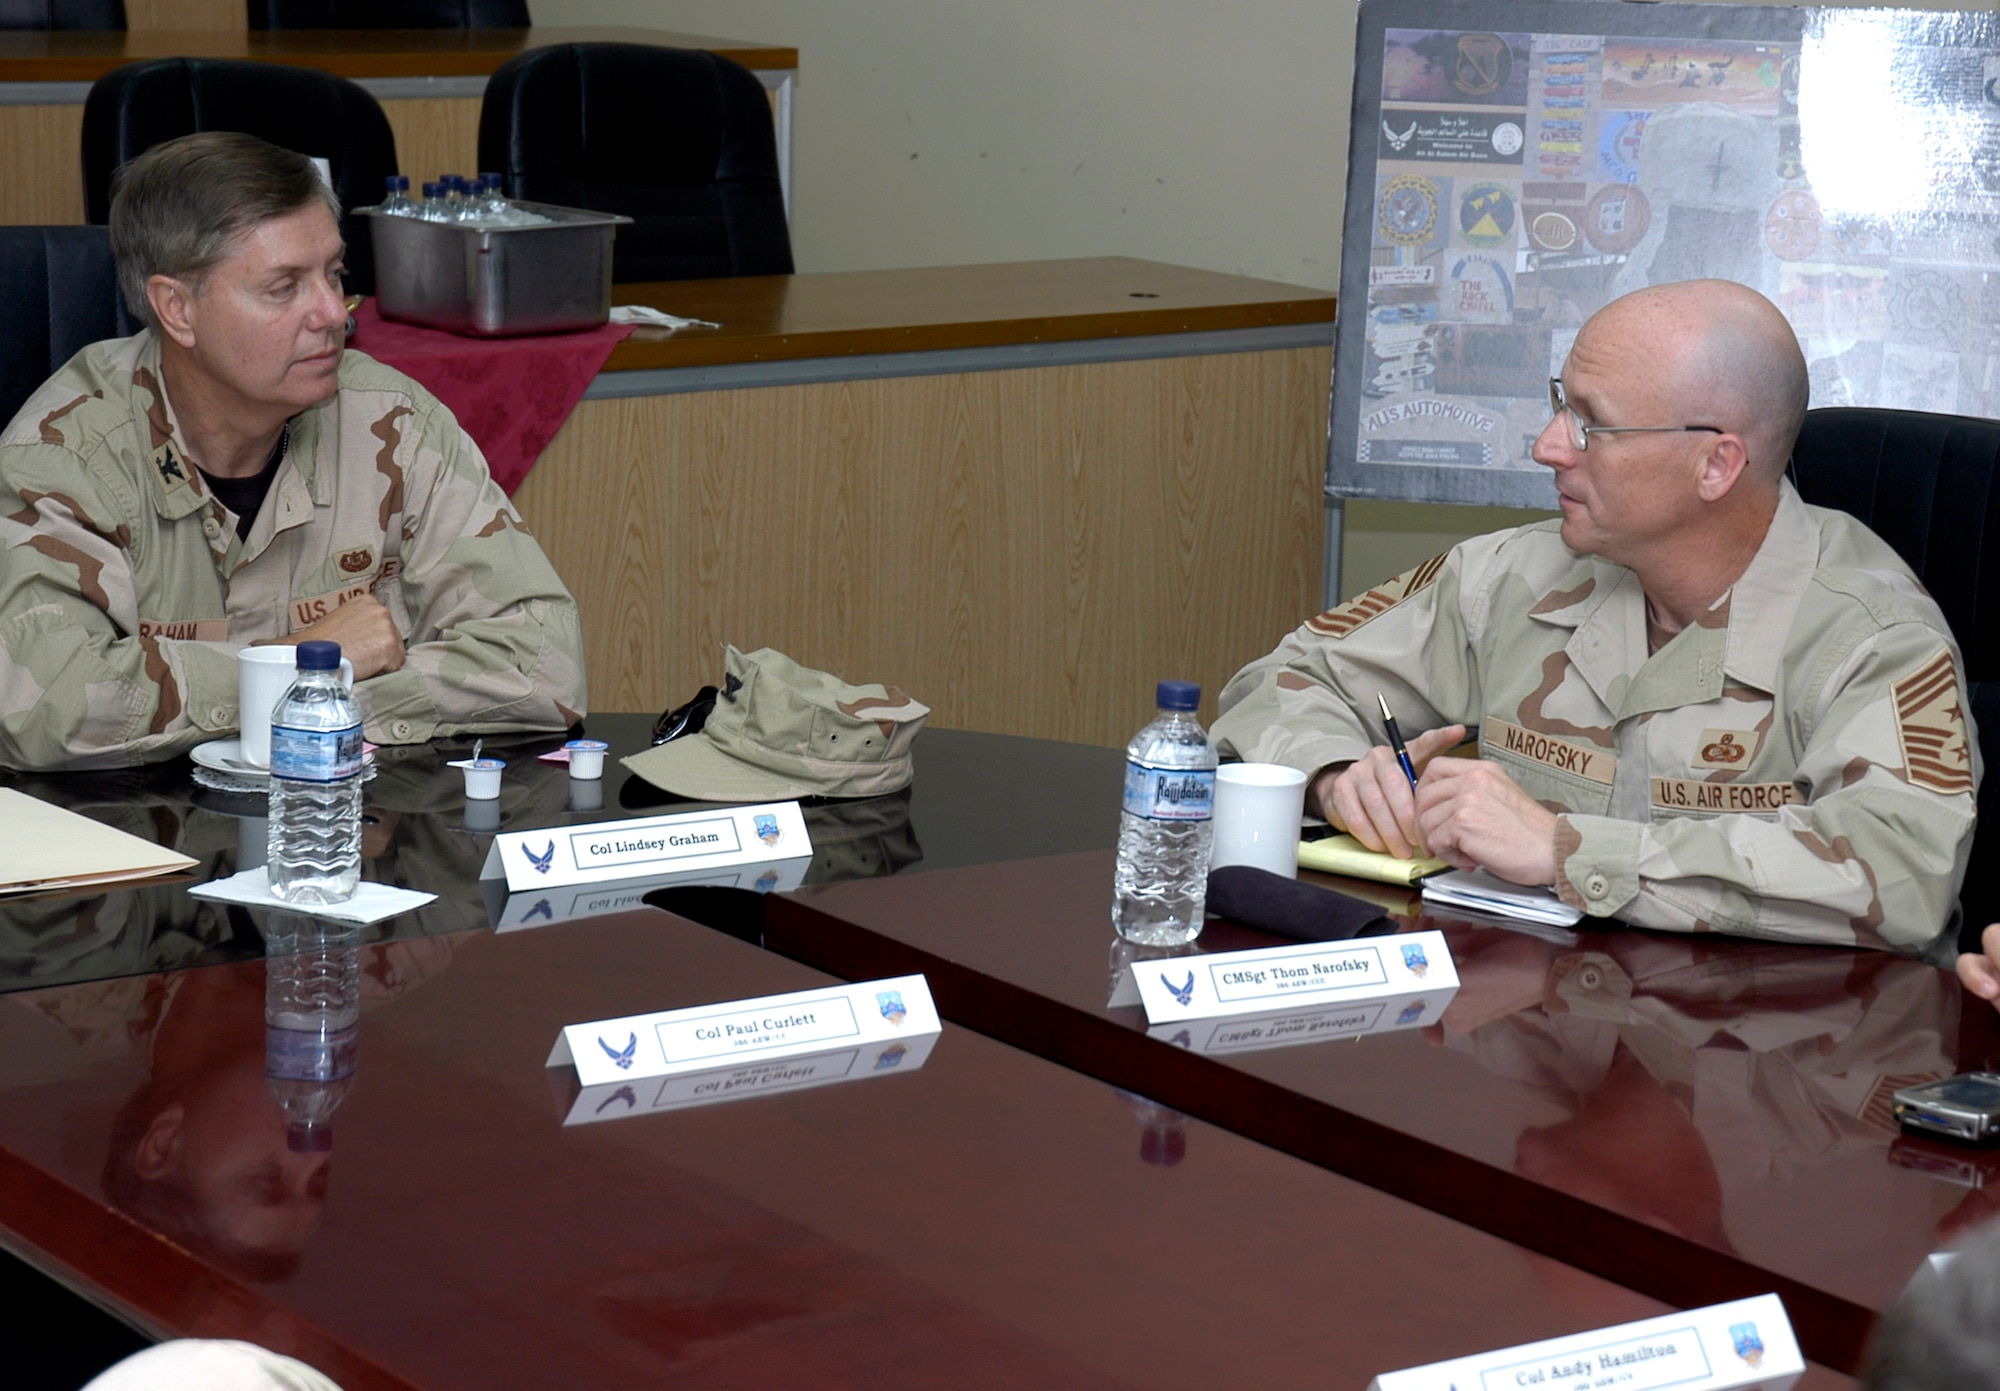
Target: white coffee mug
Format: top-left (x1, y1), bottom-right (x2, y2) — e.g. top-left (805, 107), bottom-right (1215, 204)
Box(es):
top-left (238, 645), bottom-right (356, 768)
top-left (1209, 762), bottom-right (1310, 879)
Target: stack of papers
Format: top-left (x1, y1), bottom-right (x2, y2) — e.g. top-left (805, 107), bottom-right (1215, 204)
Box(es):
top-left (1296, 833), bottom-right (1448, 886)
top-left (1421, 869), bottom-right (1583, 926)
top-left (0, 787), bottom-right (197, 895)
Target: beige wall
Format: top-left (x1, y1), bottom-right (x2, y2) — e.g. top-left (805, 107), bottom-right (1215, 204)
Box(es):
top-left (535, 1), bottom-right (1957, 602)
top-left (533, 0), bottom-right (1354, 292)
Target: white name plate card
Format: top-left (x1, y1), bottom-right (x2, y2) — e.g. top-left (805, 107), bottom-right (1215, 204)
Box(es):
top-left (480, 802), bottom-right (812, 893)
top-left (1369, 1294), bottom-right (1802, 1391)
top-left (1132, 931), bottom-right (1456, 1026)
top-left (1146, 986), bottom-right (1457, 1055)
top-left (547, 974), bottom-right (941, 1088)
top-left (492, 856), bottom-right (811, 933)
top-left (562, 1032), bottom-right (939, 1126)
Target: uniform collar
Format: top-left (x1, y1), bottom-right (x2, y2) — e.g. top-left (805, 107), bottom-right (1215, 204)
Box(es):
top-left (133, 330), bottom-right (333, 520)
top-left (1526, 481), bottom-right (1818, 717)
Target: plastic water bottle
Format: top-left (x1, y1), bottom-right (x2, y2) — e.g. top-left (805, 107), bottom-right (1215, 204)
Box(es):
top-left (476, 171), bottom-right (507, 219)
top-left (1112, 680), bottom-right (1217, 945)
top-left (267, 640), bottom-right (364, 904)
top-left (419, 181), bottom-right (451, 221)
top-left (377, 173), bottom-right (417, 217)
top-left (264, 914), bottom-right (360, 1153)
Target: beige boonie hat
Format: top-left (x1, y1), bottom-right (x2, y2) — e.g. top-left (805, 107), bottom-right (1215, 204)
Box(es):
top-left (621, 646), bottom-right (929, 803)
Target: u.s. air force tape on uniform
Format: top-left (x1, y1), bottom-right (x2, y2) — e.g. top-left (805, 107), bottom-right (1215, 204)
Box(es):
top-left (548, 974), bottom-right (940, 1088)
top-left (480, 802), bottom-right (812, 892)
top-left (1132, 931), bottom-right (1455, 1026)
top-left (1368, 1293), bottom-right (1802, 1391)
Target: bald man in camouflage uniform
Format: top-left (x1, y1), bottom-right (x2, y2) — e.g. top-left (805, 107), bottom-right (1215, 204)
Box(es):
top-left (0, 133), bottom-right (585, 771)
top-left (1214, 280), bottom-right (1977, 956)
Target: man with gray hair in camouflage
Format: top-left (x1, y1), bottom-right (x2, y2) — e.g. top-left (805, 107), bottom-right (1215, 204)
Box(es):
top-left (0, 132), bottom-right (586, 770)
top-left (1214, 279), bottom-right (1979, 960)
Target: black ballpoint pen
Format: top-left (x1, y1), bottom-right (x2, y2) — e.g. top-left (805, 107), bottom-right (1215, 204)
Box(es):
top-left (1377, 692), bottom-right (1420, 793)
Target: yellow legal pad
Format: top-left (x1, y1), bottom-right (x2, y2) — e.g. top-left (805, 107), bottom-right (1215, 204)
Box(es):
top-left (1296, 833), bottom-right (1448, 886)
top-left (0, 787), bottom-right (198, 896)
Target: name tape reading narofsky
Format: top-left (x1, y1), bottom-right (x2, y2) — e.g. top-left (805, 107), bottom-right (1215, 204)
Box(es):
top-left (1369, 1293), bottom-right (1802, 1391)
top-left (1132, 930), bottom-right (1456, 1025)
top-left (481, 801), bottom-right (812, 892)
top-left (548, 974), bottom-right (942, 1088)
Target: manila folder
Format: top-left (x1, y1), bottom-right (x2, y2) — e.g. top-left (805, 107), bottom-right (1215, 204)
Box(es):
top-left (0, 787), bottom-right (198, 895)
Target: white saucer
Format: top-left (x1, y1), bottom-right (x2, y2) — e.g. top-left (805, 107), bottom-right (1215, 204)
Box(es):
top-left (191, 737), bottom-right (265, 778)
top-left (190, 737), bottom-right (376, 784)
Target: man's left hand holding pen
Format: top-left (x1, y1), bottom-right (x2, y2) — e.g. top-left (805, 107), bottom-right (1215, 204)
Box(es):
top-left (1310, 698), bottom-right (1561, 887)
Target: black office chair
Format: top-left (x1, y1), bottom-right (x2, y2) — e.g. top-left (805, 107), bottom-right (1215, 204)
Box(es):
top-left (81, 58), bottom-right (399, 295)
top-left (478, 42), bottom-right (793, 285)
top-left (249, 0), bottom-right (526, 28)
top-left (0, 226), bottom-right (135, 430)
top-left (0, 0), bottom-right (124, 29)
top-left (1790, 407), bottom-right (2000, 947)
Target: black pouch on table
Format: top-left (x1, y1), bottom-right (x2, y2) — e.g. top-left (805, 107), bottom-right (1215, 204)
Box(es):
top-left (1204, 865), bottom-right (1398, 942)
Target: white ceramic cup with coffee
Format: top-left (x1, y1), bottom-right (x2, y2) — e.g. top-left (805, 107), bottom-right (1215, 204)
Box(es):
top-left (237, 645), bottom-right (355, 768)
top-left (1209, 762), bottom-right (1310, 879)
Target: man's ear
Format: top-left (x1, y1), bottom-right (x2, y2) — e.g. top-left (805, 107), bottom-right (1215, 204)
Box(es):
top-left (1694, 433), bottom-right (1751, 503)
top-left (133, 1102), bottom-right (185, 1181)
top-left (147, 275), bottom-right (198, 349)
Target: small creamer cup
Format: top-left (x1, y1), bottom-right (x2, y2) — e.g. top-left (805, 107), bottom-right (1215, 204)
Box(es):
top-left (565, 739), bottom-right (608, 779)
top-left (451, 756), bottom-right (505, 800)
top-left (1209, 763), bottom-right (1310, 879)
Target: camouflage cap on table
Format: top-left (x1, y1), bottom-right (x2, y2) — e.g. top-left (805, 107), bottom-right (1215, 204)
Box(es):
top-left (622, 646), bottom-right (929, 803)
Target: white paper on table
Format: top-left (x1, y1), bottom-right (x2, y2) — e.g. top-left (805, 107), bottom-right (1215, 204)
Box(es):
top-left (611, 305), bottom-right (721, 330)
top-left (191, 868), bottom-right (436, 925)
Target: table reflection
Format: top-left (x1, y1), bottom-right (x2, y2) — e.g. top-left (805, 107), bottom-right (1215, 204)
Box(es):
top-left (1430, 921), bottom-right (1968, 1259)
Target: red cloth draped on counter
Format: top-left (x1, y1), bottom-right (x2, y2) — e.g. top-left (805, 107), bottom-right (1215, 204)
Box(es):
top-left (348, 300), bottom-right (634, 495)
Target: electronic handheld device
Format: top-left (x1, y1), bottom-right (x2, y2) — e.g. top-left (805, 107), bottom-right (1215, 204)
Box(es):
top-left (1892, 1072), bottom-right (2000, 1144)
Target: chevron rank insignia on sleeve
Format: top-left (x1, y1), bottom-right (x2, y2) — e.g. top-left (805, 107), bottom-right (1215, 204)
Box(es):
top-left (1892, 649), bottom-right (1974, 795)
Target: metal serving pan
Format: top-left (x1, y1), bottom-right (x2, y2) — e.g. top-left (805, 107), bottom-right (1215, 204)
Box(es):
top-left (359, 201), bottom-right (632, 337)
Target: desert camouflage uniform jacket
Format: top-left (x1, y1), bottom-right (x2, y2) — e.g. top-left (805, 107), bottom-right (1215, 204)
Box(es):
top-left (1212, 484), bottom-right (1978, 953)
top-left (0, 332), bottom-right (587, 770)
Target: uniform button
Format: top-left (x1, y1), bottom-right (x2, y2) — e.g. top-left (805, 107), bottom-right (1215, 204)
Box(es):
top-left (1578, 965), bottom-right (1604, 990)
top-left (1585, 873), bottom-right (1609, 900)
top-left (210, 706), bottom-right (229, 725)
top-left (391, 720), bottom-right (413, 740)
top-left (202, 517), bottom-right (221, 538)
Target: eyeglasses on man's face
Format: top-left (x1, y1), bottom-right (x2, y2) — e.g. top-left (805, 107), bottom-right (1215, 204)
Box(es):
top-left (1547, 377), bottom-right (1724, 453)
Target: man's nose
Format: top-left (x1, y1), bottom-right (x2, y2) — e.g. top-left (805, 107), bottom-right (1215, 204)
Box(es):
top-left (1531, 414), bottom-right (1574, 470)
top-left (305, 276), bottom-right (346, 331)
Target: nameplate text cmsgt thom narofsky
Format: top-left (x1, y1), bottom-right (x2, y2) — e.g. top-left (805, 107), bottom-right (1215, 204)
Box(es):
top-left (1133, 930), bottom-right (1456, 1025)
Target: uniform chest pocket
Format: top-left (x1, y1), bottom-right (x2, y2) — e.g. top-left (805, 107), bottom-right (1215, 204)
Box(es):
top-left (1482, 718), bottom-right (1617, 815)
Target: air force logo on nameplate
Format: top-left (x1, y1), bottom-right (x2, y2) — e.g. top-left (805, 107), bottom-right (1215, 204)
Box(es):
top-left (1132, 931), bottom-right (1457, 1027)
top-left (480, 802), bottom-right (813, 892)
top-left (548, 974), bottom-right (941, 1089)
top-left (1366, 1293), bottom-right (1801, 1391)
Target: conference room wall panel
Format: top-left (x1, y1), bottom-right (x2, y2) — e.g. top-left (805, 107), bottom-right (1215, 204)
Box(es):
top-left (0, 106), bottom-right (85, 224)
top-left (514, 344), bottom-right (1329, 744)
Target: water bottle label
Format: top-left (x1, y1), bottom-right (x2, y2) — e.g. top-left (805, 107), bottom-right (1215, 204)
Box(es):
top-left (1122, 761), bottom-right (1215, 821)
top-left (270, 723), bottom-right (364, 782)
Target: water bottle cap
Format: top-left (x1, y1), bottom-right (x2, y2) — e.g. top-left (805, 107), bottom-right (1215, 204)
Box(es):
top-left (422, 182), bottom-right (444, 198)
top-left (1155, 680), bottom-right (1200, 711)
top-left (479, 171), bottom-right (502, 189)
top-left (296, 640), bottom-right (342, 671)
top-left (387, 174), bottom-right (409, 191)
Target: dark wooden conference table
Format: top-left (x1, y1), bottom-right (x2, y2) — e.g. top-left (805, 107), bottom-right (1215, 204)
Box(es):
top-left (0, 714), bottom-right (1905, 1386)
